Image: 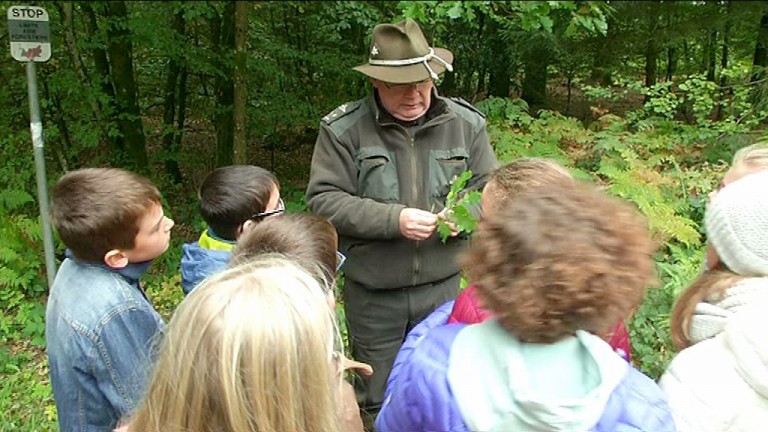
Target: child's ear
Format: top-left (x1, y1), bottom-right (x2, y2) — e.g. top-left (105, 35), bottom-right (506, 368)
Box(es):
top-left (104, 249), bottom-right (129, 269)
top-left (238, 219), bottom-right (256, 238)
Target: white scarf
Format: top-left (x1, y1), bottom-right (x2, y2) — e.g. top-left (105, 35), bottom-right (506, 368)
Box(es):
top-left (689, 277), bottom-right (768, 345)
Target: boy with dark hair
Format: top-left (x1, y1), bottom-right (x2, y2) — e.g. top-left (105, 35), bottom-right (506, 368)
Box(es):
top-left (180, 165), bottom-right (282, 294)
top-left (46, 168), bottom-right (174, 432)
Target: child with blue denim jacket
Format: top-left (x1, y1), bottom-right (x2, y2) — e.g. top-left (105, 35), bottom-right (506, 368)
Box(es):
top-left (46, 168), bottom-right (175, 431)
top-left (180, 165), bottom-right (283, 294)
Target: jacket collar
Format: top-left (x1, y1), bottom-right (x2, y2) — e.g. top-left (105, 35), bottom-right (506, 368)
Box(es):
top-left (371, 88), bottom-right (451, 128)
top-left (64, 249), bottom-right (153, 284)
top-left (198, 227), bottom-right (236, 251)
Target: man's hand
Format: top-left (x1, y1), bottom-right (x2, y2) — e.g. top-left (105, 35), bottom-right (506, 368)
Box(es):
top-left (437, 208), bottom-right (460, 238)
top-left (399, 208), bottom-right (438, 241)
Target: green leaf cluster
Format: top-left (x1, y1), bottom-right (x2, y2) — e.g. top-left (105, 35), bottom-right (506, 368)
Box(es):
top-left (436, 170), bottom-right (482, 243)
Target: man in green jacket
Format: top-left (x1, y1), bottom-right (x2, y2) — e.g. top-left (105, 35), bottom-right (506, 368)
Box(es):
top-left (306, 18), bottom-right (497, 422)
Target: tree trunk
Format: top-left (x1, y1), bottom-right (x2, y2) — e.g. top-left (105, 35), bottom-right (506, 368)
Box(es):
top-left (645, 38), bottom-right (658, 88)
top-left (666, 46), bottom-right (676, 82)
top-left (211, 1), bottom-right (236, 167)
top-left (716, 1), bottom-right (732, 121)
top-left (175, 65), bottom-right (188, 150)
top-left (487, 20), bottom-right (511, 98)
top-left (233, 1), bottom-right (248, 165)
top-left (644, 2), bottom-right (659, 92)
top-left (42, 77), bottom-right (71, 173)
top-left (522, 54), bottom-right (548, 108)
top-left (706, 30), bottom-right (718, 82)
top-left (161, 7), bottom-right (186, 184)
top-left (751, 8), bottom-right (768, 84)
top-left (82, 3), bottom-right (122, 150)
top-left (105, 0), bottom-right (148, 169)
top-left (57, 3), bottom-right (103, 129)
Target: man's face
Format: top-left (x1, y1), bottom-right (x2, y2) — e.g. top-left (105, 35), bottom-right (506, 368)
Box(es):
top-left (372, 78), bottom-right (434, 122)
top-left (124, 202), bottom-right (174, 263)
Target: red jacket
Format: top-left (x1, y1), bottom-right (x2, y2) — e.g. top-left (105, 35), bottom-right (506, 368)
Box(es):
top-left (448, 284), bottom-right (632, 362)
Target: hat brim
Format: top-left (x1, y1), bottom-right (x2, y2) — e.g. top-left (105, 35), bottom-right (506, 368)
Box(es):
top-left (353, 47), bottom-right (453, 84)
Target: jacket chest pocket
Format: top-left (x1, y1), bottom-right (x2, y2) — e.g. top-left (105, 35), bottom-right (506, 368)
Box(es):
top-left (430, 148), bottom-right (469, 198)
top-left (356, 147), bottom-right (400, 202)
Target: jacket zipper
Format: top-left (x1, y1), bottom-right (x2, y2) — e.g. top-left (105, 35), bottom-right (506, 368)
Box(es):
top-left (410, 134), bottom-right (420, 286)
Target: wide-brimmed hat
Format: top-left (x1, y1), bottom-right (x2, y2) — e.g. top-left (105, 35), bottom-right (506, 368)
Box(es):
top-left (353, 18), bottom-right (454, 84)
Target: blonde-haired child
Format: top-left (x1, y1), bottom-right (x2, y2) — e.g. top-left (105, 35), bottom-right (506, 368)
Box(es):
top-left (231, 214), bottom-right (372, 431)
top-left (121, 256), bottom-right (341, 432)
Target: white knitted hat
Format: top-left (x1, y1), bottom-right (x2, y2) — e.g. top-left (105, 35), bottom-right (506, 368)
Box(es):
top-left (705, 170), bottom-right (768, 276)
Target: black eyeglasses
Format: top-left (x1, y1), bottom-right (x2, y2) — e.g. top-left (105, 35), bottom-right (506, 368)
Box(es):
top-left (251, 198), bottom-right (285, 220)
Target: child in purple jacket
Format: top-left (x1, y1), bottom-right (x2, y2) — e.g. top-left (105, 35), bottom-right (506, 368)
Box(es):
top-left (377, 181), bottom-right (675, 432)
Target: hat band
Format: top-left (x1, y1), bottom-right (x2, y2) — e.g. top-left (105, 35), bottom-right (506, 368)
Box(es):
top-left (368, 48), bottom-right (453, 80)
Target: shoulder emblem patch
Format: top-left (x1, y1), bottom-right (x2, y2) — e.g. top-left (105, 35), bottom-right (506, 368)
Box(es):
top-left (322, 101), bottom-right (362, 124)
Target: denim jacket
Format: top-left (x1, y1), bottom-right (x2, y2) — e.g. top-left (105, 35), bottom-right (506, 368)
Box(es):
top-left (46, 255), bottom-right (165, 431)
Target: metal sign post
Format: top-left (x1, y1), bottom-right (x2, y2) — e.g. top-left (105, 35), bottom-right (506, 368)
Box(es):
top-left (7, 5), bottom-right (56, 289)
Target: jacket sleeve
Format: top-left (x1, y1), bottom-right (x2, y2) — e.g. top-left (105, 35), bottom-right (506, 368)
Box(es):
top-left (92, 306), bottom-right (164, 418)
top-left (376, 324), bottom-right (468, 432)
top-left (598, 367), bottom-right (677, 432)
top-left (466, 124), bottom-right (497, 192)
top-left (306, 124), bottom-right (405, 240)
top-left (385, 300), bottom-right (454, 400)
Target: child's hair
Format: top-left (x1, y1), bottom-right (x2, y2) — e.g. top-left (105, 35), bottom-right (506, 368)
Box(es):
top-left (127, 256), bottom-right (340, 432)
top-left (671, 170), bottom-right (768, 349)
top-left (732, 142), bottom-right (768, 171)
top-left (230, 213), bottom-right (338, 289)
top-left (199, 165), bottom-right (278, 240)
top-left (463, 181), bottom-right (656, 343)
top-left (51, 168), bottom-right (161, 263)
top-left (484, 158), bottom-right (572, 212)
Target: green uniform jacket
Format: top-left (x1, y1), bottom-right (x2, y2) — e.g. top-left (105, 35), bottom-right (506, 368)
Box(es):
top-left (306, 92), bottom-right (497, 289)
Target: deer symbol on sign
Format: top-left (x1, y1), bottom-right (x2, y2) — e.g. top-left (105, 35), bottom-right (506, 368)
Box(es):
top-left (21, 45), bottom-right (43, 60)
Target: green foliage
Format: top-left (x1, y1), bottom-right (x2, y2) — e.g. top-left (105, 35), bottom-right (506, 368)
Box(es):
top-left (0, 345), bottom-right (57, 430)
top-left (0, 188), bottom-right (51, 350)
top-left (2, 0), bottom-right (768, 426)
top-left (436, 170), bottom-right (482, 242)
top-left (631, 245), bottom-right (705, 379)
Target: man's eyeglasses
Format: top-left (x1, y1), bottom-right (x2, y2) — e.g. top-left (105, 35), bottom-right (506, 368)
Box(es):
top-left (383, 78), bottom-right (432, 92)
top-left (251, 198), bottom-right (285, 220)
top-left (336, 251), bottom-right (346, 273)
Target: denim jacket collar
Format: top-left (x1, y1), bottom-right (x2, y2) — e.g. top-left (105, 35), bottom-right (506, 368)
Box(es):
top-left (64, 249), bottom-right (152, 284)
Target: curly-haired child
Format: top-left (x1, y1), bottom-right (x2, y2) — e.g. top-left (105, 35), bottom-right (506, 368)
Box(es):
top-left (377, 181), bottom-right (674, 432)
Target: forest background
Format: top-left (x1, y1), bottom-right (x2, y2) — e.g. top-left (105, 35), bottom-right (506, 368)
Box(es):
top-left (1, 1), bottom-right (767, 429)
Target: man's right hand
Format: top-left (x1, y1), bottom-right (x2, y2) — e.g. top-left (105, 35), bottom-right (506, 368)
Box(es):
top-left (399, 208), bottom-right (438, 241)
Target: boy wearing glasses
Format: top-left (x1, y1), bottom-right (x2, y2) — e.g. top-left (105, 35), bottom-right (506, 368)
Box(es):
top-left (306, 18), bottom-right (496, 423)
top-left (181, 164), bottom-right (283, 294)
